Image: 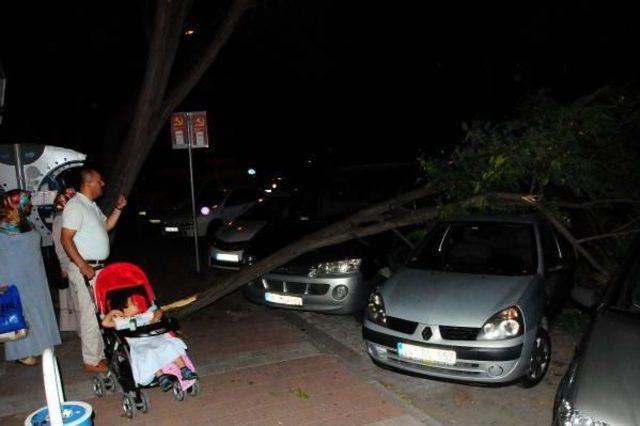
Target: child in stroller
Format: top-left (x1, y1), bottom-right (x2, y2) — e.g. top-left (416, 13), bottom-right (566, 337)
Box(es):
top-left (93, 262), bottom-right (200, 418)
top-left (101, 292), bottom-right (198, 390)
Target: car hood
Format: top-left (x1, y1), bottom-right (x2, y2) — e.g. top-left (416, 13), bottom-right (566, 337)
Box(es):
top-left (570, 310), bottom-right (640, 425)
top-left (380, 267), bottom-right (534, 327)
top-left (215, 220), bottom-right (267, 244)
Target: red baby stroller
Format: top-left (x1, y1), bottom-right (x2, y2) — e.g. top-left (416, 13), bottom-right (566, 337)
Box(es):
top-left (93, 262), bottom-right (200, 418)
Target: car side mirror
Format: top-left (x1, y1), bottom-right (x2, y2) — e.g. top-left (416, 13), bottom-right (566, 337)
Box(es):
top-left (571, 286), bottom-right (597, 309)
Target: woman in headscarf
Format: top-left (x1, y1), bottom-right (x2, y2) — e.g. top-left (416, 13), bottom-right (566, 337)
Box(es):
top-left (0, 190), bottom-right (61, 366)
top-left (52, 189), bottom-right (78, 332)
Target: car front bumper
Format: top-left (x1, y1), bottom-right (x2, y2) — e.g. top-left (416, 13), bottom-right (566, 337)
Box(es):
top-left (242, 272), bottom-right (370, 314)
top-left (363, 320), bottom-right (533, 383)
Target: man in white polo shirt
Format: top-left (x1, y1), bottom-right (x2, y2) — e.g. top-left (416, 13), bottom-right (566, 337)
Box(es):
top-left (61, 168), bottom-right (127, 373)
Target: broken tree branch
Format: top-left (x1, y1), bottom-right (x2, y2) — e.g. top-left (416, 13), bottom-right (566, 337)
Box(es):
top-left (550, 199), bottom-right (640, 209)
top-left (532, 201), bottom-right (611, 279)
top-left (577, 229), bottom-right (640, 244)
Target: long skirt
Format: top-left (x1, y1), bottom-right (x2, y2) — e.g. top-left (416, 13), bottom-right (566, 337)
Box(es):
top-left (0, 231), bottom-right (61, 360)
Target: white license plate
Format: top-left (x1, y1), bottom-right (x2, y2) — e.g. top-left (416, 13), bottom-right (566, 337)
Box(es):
top-left (397, 343), bottom-right (456, 366)
top-left (216, 253), bottom-right (239, 263)
top-left (164, 227), bottom-right (179, 232)
top-left (265, 292), bottom-right (303, 306)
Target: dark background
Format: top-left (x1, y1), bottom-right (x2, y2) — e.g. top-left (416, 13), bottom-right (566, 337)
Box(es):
top-left (1, 1), bottom-right (639, 176)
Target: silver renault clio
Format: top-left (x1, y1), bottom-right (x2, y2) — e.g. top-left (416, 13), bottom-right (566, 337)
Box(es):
top-left (363, 215), bottom-right (574, 386)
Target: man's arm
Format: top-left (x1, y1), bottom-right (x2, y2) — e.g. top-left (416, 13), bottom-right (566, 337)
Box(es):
top-left (105, 194), bottom-right (127, 231)
top-left (61, 227), bottom-right (95, 279)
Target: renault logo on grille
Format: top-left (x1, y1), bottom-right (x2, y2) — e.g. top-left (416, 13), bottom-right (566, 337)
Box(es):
top-left (422, 326), bottom-right (432, 340)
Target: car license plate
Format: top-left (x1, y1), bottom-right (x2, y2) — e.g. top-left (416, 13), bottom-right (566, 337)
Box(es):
top-left (397, 343), bottom-right (456, 366)
top-left (164, 226), bottom-right (179, 232)
top-left (216, 253), bottom-right (240, 263)
top-left (265, 292), bottom-right (303, 306)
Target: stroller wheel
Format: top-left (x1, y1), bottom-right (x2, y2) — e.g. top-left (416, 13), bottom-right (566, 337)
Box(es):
top-left (122, 394), bottom-right (136, 419)
top-left (92, 377), bottom-right (106, 398)
top-left (104, 376), bottom-right (117, 393)
top-left (172, 380), bottom-right (185, 401)
top-left (136, 391), bottom-right (150, 413)
top-left (187, 380), bottom-right (200, 397)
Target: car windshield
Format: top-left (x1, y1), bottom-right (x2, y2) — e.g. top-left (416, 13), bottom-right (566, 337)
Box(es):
top-left (408, 222), bottom-right (537, 275)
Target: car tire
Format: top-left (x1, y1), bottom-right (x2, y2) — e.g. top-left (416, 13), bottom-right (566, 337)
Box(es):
top-left (519, 327), bottom-right (551, 388)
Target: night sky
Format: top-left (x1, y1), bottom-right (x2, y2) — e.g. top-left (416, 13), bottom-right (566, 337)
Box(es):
top-left (1, 1), bottom-right (639, 176)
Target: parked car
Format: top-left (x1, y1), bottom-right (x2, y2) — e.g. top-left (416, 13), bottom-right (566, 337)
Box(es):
top-left (363, 215), bottom-right (575, 386)
top-left (553, 241), bottom-right (640, 425)
top-left (208, 193), bottom-right (296, 269)
top-left (160, 186), bottom-right (263, 237)
top-left (242, 230), bottom-right (390, 314)
top-left (210, 194), bottom-right (391, 313)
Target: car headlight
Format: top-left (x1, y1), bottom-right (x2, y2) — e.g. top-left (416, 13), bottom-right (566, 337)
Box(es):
top-left (308, 258), bottom-right (362, 277)
top-left (366, 292), bottom-right (387, 326)
top-left (557, 399), bottom-right (610, 426)
top-left (476, 307), bottom-right (523, 340)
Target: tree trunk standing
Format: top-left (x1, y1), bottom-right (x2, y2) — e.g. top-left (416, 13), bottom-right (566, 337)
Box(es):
top-left (102, 0), bottom-right (253, 212)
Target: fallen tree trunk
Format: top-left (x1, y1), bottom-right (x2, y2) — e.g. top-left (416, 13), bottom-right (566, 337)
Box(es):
top-left (171, 191), bottom-right (518, 318)
top-left (168, 189), bottom-right (620, 317)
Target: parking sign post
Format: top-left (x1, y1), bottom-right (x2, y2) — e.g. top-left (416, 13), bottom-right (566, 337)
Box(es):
top-left (171, 111), bottom-right (210, 273)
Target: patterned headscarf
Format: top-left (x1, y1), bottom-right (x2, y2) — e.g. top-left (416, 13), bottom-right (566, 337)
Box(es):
top-left (0, 189), bottom-right (32, 235)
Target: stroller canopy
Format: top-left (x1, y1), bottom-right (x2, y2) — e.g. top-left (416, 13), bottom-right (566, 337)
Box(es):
top-left (94, 262), bottom-right (156, 314)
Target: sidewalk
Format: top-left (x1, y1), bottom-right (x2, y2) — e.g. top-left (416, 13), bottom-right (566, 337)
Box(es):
top-left (1, 296), bottom-right (422, 425)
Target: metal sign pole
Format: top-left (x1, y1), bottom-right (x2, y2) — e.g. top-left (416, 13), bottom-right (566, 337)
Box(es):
top-left (186, 113), bottom-right (201, 273)
top-left (13, 144), bottom-right (26, 190)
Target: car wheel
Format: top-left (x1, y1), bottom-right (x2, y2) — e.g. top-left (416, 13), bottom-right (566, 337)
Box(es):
top-left (520, 327), bottom-right (551, 388)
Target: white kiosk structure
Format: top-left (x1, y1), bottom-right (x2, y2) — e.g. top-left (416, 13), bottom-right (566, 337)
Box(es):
top-left (0, 144), bottom-right (86, 246)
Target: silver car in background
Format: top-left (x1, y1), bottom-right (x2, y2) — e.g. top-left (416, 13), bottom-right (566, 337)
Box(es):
top-left (363, 215), bottom-right (574, 386)
top-left (554, 243), bottom-right (640, 425)
top-left (244, 241), bottom-right (381, 314)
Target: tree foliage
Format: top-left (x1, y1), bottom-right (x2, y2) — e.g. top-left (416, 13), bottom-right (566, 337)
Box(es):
top-left (421, 86), bottom-right (640, 277)
top-left (423, 87), bottom-right (640, 202)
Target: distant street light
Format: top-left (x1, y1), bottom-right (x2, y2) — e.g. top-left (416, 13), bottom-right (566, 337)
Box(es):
top-left (184, 28), bottom-right (196, 36)
top-left (247, 168), bottom-right (256, 176)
